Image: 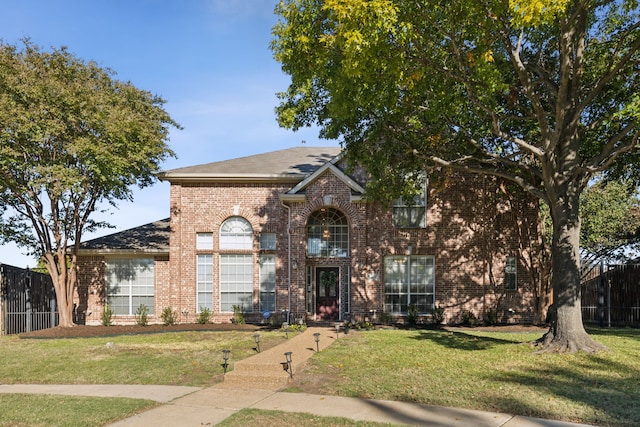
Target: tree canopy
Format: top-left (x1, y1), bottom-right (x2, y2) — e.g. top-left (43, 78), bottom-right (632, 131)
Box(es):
top-left (0, 40), bottom-right (179, 326)
top-left (272, 0), bottom-right (640, 352)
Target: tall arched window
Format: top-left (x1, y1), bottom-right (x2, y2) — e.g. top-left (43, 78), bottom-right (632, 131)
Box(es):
top-left (307, 208), bottom-right (349, 257)
top-left (219, 217), bottom-right (253, 312)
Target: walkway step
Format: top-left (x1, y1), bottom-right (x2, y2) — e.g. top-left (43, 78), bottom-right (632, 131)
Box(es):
top-left (220, 326), bottom-right (338, 390)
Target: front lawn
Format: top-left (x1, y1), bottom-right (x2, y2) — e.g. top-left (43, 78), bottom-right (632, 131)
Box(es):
top-left (289, 327), bottom-right (640, 427)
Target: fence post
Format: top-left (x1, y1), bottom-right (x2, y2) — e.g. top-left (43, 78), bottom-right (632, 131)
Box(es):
top-left (598, 261), bottom-right (605, 327)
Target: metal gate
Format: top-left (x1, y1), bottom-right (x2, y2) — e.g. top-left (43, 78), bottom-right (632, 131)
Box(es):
top-left (1, 264), bottom-right (58, 335)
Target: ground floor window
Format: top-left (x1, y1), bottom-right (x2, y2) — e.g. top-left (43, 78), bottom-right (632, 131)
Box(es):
top-left (220, 254), bottom-right (253, 312)
top-left (197, 254), bottom-right (213, 311)
top-left (259, 254), bottom-right (276, 312)
top-left (106, 258), bottom-right (155, 315)
top-left (384, 255), bottom-right (434, 314)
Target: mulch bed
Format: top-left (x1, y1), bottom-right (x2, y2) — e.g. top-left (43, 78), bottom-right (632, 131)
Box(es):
top-left (18, 323), bottom-right (263, 339)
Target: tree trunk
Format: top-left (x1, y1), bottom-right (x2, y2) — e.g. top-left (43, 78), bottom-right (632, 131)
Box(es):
top-left (536, 190), bottom-right (607, 353)
top-left (45, 254), bottom-right (76, 328)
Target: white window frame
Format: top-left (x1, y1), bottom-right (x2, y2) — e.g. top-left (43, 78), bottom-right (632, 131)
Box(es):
top-left (259, 254), bottom-right (276, 312)
top-left (505, 256), bottom-right (517, 290)
top-left (384, 255), bottom-right (435, 314)
top-left (393, 177), bottom-right (427, 228)
top-left (220, 254), bottom-right (253, 312)
top-left (220, 217), bottom-right (253, 250)
top-left (196, 232), bottom-right (214, 250)
top-left (106, 258), bottom-right (155, 315)
top-left (197, 254), bottom-right (213, 311)
top-left (260, 232), bottom-right (276, 250)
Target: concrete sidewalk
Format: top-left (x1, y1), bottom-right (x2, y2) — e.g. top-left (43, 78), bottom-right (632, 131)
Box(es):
top-left (0, 383), bottom-right (595, 427)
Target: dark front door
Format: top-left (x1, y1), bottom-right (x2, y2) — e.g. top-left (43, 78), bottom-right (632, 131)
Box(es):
top-left (316, 267), bottom-right (339, 321)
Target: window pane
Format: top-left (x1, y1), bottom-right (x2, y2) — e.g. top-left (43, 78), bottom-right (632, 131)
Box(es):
top-left (220, 217), bottom-right (253, 249)
top-left (505, 256), bottom-right (517, 290)
top-left (260, 255), bottom-right (276, 311)
top-left (220, 254), bottom-right (253, 312)
top-left (106, 258), bottom-right (155, 315)
top-left (260, 233), bottom-right (276, 250)
top-left (307, 208), bottom-right (349, 257)
top-left (197, 254), bottom-right (213, 310)
top-left (196, 233), bottom-right (214, 250)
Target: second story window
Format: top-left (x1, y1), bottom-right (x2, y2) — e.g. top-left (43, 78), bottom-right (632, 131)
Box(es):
top-left (307, 208), bottom-right (349, 257)
top-left (220, 217), bottom-right (253, 250)
top-left (393, 176), bottom-right (427, 228)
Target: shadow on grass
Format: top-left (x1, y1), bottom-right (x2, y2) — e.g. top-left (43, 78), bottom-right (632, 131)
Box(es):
top-left (479, 352), bottom-right (640, 426)
top-left (408, 329), bottom-right (531, 351)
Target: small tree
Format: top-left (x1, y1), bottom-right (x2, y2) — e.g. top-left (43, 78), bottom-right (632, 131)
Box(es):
top-left (0, 40), bottom-right (179, 327)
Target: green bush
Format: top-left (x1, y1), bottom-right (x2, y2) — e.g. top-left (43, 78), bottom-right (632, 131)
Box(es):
top-left (379, 312), bottom-right (393, 326)
top-left (431, 304), bottom-right (445, 324)
top-left (407, 304), bottom-right (419, 325)
top-left (484, 308), bottom-right (499, 326)
top-left (196, 307), bottom-right (212, 324)
top-left (161, 307), bottom-right (178, 326)
top-left (461, 310), bottom-right (477, 326)
top-left (232, 305), bottom-right (245, 324)
top-left (135, 304), bottom-right (149, 326)
top-left (101, 305), bottom-right (113, 326)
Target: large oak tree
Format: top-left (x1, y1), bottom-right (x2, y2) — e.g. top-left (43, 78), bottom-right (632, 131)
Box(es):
top-left (272, 0), bottom-right (640, 352)
top-left (0, 40), bottom-right (179, 327)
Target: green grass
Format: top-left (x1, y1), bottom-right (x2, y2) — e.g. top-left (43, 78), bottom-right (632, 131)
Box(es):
top-left (217, 408), bottom-right (404, 427)
top-left (0, 330), bottom-right (285, 386)
top-left (0, 394), bottom-right (156, 427)
top-left (1, 327), bottom-right (638, 426)
top-left (291, 327), bottom-right (640, 427)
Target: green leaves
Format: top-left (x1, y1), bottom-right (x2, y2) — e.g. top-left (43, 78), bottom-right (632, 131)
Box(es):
top-left (0, 40), bottom-right (179, 324)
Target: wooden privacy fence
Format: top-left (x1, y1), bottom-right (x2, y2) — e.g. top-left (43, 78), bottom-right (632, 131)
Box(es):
top-left (0, 264), bottom-right (58, 335)
top-left (582, 263), bottom-right (640, 327)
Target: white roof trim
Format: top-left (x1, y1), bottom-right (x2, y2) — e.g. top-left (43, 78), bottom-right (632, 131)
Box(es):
top-left (287, 162), bottom-right (365, 195)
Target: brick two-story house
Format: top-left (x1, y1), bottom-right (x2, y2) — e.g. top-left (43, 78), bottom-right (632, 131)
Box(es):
top-left (76, 146), bottom-right (541, 325)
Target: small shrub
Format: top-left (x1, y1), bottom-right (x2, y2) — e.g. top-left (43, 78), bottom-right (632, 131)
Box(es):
top-left (461, 310), bottom-right (477, 326)
top-left (484, 308), bottom-right (499, 326)
top-left (135, 304), bottom-right (149, 326)
top-left (161, 307), bottom-right (178, 326)
top-left (407, 304), bottom-right (419, 325)
top-left (379, 312), bottom-right (392, 326)
top-left (431, 304), bottom-right (445, 324)
top-left (196, 307), bottom-right (212, 324)
top-left (281, 322), bottom-right (306, 333)
top-left (232, 305), bottom-right (245, 324)
top-left (101, 305), bottom-right (113, 326)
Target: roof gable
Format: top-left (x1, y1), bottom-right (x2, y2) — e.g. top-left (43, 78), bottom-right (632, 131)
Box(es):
top-left (286, 159), bottom-right (365, 196)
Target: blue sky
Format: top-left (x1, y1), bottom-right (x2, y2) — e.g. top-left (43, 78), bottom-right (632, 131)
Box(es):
top-left (0, 0), bottom-right (337, 267)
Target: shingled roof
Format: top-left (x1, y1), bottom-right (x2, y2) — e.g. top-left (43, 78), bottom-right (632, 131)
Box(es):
top-left (78, 218), bottom-right (170, 254)
top-left (159, 146), bottom-right (342, 183)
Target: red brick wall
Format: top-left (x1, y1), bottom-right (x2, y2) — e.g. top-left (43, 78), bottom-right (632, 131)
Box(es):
top-left (77, 167), bottom-right (540, 326)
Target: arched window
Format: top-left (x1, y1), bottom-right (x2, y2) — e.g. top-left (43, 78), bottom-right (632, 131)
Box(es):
top-left (307, 208), bottom-right (349, 257)
top-left (220, 216), bottom-right (253, 250)
top-left (219, 216), bottom-right (253, 312)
